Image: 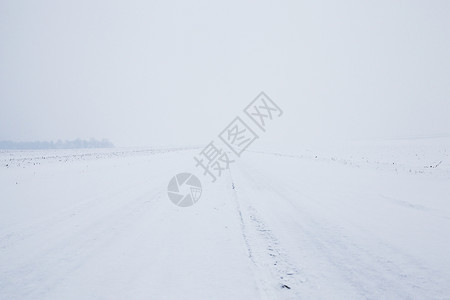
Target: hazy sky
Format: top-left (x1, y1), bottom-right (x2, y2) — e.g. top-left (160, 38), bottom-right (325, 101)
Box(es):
top-left (1, 0), bottom-right (449, 147)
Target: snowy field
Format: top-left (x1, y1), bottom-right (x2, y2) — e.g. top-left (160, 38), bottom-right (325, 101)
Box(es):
top-left (1, 138), bottom-right (450, 299)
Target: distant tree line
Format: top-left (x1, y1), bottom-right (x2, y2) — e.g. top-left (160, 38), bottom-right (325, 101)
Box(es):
top-left (0, 138), bottom-right (114, 150)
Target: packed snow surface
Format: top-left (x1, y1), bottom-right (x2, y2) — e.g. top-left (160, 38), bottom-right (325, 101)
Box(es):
top-left (1, 139), bottom-right (449, 299)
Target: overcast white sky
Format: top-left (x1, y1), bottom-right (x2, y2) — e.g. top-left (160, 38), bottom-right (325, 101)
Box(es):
top-left (1, 0), bottom-right (449, 147)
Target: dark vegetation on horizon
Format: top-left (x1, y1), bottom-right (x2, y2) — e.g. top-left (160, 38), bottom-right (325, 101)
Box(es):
top-left (0, 139), bottom-right (114, 150)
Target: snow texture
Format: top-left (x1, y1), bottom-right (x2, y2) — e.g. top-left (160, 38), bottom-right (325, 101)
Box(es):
top-left (1, 139), bottom-right (449, 299)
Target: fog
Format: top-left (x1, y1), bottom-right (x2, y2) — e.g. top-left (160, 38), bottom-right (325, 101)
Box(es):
top-left (1, 0), bottom-right (449, 147)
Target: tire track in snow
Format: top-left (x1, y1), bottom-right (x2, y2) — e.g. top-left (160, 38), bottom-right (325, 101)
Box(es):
top-left (228, 167), bottom-right (303, 299)
top-left (238, 158), bottom-right (449, 299)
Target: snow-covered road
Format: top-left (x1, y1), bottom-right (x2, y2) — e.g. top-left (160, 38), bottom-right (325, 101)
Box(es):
top-left (1, 145), bottom-right (449, 299)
